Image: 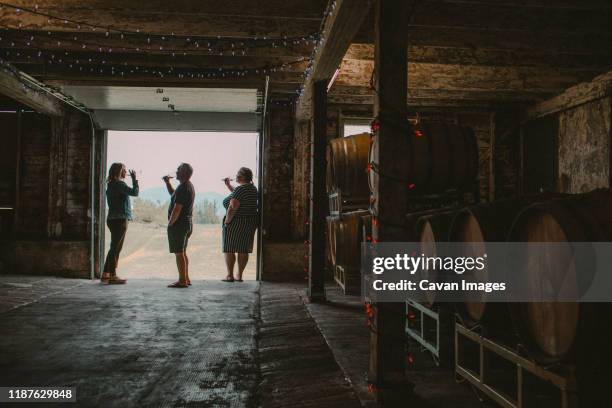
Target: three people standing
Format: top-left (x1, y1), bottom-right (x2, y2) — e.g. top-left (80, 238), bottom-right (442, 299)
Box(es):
top-left (101, 163), bottom-right (257, 285)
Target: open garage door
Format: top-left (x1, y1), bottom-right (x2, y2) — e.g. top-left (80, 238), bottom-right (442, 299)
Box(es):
top-left (59, 86), bottom-right (261, 131)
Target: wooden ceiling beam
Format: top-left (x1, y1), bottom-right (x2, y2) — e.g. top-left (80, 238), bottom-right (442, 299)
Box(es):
top-left (329, 86), bottom-right (554, 105)
top-left (412, 0), bottom-right (612, 12)
top-left (336, 59), bottom-right (602, 95)
top-left (0, 29), bottom-right (314, 58)
top-left (295, 0), bottom-right (374, 120)
top-left (0, 9), bottom-right (321, 38)
top-left (4, 52), bottom-right (309, 72)
top-left (3, 0), bottom-right (328, 19)
top-left (345, 43), bottom-right (612, 70)
top-left (354, 26), bottom-right (612, 53)
top-left (28, 70), bottom-right (304, 87)
top-left (42, 78), bottom-right (301, 93)
top-left (526, 70), bottom-right (612, 119)
top-left (385, 1), bottom-right (612, 32)
top-left (0, 65), bottom-right (65, 115)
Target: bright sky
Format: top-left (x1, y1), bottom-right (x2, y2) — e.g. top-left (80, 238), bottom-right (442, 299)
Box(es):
top-left (107, 131), bottom-right (259, 194)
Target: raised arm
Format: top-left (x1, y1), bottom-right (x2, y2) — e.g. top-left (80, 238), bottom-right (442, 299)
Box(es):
top-left (163, 175), bottom-right (175, 195)
top-left (119, 170), bottom-right (139, 196)
top-left (223, 177), bottom-right (235, 192)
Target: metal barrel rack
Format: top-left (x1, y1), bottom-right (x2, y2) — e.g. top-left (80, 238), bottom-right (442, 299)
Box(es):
top-left (405, 300), bottom-right (455, 368)
top-left (455, 323), bottom-right (578, 408)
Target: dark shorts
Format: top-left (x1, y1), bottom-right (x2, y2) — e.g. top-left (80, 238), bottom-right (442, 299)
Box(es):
top-left (168, 220), bottom-right (193, 253)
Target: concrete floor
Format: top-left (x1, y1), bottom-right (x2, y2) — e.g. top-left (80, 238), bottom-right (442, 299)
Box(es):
top-left (0, 274), bottom-right (492, 407)
top-left (305, 286), bottom-right (493, 408)
top-left (0, 276), bottom-right (358, 408)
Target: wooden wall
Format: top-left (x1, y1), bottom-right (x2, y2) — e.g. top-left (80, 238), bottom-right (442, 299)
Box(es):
top-left (558, 97), bottom-right (611, 193)
top-left (291, 107), bottom-right (344, 241)
top-left (519, 72), bottom-right (612, 195)
top-left (47, 112), bottom-right (92, 239)
top-left (16, 112), bottom-right (51, 239)
top-left (0, 106), bottom-right (96, 278)
top-left (0, 112), bottom-right (19, 239)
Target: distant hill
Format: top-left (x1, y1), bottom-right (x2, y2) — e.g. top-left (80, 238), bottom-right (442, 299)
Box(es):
top-left (138, 187), bottom-right (170, 203)
top-left (138, 187), bottom-right (227, 216)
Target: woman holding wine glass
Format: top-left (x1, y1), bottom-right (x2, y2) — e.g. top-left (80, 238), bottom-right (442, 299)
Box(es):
top-left (221, 167), bottom-right (258, 282)
top-left (101, 162), bottom-right (139, 284)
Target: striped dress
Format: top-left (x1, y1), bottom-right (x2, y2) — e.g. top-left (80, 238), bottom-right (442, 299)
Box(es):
top-left (222, 183), bottom-right (259, 253)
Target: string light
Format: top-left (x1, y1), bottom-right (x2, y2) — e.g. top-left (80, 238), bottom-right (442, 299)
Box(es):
top-left (0, 28), bottom-right (314, 85)
top-left (0, 3), bottom-right (310, 107)
top-left (0, 42), bottom-right (308, 79)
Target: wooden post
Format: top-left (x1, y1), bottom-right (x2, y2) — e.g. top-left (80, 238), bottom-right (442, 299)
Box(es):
top-left (308, 79), bottom-right (327, 302)
top-left (369, 0), bottom-right (413, 403)
top-left (13, 107), bottom-right (22, 236)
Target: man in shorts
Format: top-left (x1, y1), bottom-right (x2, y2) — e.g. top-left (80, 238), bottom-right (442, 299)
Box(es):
top-left (163, 163), bottom-right (196, 288)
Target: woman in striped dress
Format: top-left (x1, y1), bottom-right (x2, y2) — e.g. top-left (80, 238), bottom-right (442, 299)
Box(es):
top-left (221, 167), bottom-right (258, 282)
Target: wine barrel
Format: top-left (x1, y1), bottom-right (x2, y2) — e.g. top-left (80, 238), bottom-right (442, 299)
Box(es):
top-left (416, 210), bottom-right (457, 306)
top-left (361, 214), bottom-right (372, 243)
top-left (368, 122), bottom-right (478, 194)
top-left (507, 189), bottom-right (612, 364)
top-left (362, 208), bottom-right (449, 243)
top-left (326, 133), bottom-right (371, 199)
top-left (406, 207), bottom-right (454, 241)
top-left (334, 210), bottom-right (370, 269)
top-left (449, 199), bottom-right (529, 331)
top-left (326, 216), bottom-right (338, 267)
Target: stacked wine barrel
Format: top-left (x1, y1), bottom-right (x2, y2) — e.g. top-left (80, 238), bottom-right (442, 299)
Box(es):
top-left (368, 122), bottom-right (479, 195)
top-left (326, 123), bottom-right (480, 295)
top-left (441, 189), bottom-right (612, 403)
top-left (326, 133), bottom-right (371, 295)
top-left (448, 198), bottom-right (530, 345)
top-left (327, 133), bottom-right (371, 214)
top-left (507, 190), bottom-right (612, 370)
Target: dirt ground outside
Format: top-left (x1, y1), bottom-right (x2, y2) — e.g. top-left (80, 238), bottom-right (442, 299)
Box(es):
top-left (104, 222), bottom-right (257, 281)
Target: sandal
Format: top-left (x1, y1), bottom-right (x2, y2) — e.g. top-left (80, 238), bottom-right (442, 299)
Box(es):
top-left (168, 281), bottom-right (189, 288)
top-left (108, 276), bottom-right (127, 285)
top-left (222, 277), bottom-right (235, 282)
top-left (235, 279), bottom-right (244, 282)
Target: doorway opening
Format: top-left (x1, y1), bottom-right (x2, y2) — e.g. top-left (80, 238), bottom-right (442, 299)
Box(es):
top-left (103, 130), bottom-right (259, 281)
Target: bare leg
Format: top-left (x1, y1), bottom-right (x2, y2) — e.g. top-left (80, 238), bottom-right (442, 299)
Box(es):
top-left (184, 252), bottom-right (190, 284)
top-left (174, 252), bottom-right (187, 284)
top-left (237, 253), bottom-right (249, 281)
top-left (224, 253), bottom-right (236, 279)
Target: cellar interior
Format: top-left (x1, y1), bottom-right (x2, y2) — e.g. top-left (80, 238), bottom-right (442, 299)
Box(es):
top-left (0, 0), bottom-right (612, 407)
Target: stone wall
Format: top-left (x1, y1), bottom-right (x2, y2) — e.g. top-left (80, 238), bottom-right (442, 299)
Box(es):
top-left (262, 105), bottom-right (294, 242)
top-left (291, 120), bottom-right (310, 241)
top-left (493, 110), bottom-right (522, 200)
top-left (261, 105), bottom-right (304, 281)
top-left (558, 97), bottom-right (611, 193)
